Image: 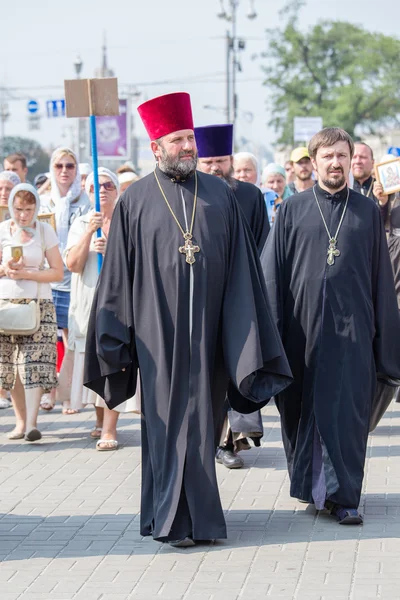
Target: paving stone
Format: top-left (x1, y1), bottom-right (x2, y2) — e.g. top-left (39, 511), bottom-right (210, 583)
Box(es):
top-left (1, 405), bottom-right (400, 599)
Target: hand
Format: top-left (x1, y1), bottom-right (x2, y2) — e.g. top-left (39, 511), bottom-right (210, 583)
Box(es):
top-left (5, 257), bottom-right (25, 276)
top-left (88, 212), bottom-right (104, 234)
top-left (373, 182), bottom-right (389, 206)
top-left (92, 237), bottom-right (107, 256)
top-left (6, 268), bottom-right (29, 280)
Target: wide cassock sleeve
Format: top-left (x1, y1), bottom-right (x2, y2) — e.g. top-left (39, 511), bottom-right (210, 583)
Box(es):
top-left (372, 209), bottom-right (400, 385)
top-left (83, 199), bottom-right (138, 409)
top-left (222, 191), bottom-right (292, 414)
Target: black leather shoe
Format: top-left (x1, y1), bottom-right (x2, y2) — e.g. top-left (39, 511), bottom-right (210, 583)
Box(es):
top-left (215, 447), bottom-right (244, 469)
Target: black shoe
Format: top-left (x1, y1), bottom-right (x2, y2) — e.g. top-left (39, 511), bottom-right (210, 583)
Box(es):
top-left (215, 447), bottom-right (244, 469)
top-left (24, 428), bottom-right (42, 442)
top-left (168, 537), bottom-right (196, 548)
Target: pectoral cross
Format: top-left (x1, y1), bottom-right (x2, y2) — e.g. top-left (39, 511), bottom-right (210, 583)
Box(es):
top-left (179, 233), bottom-right (200, 265)
top-left (327, 238), bottom-right (340, 266)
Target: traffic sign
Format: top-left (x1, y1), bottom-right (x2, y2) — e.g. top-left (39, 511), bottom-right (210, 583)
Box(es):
top-left (46, 99), bottom-right (66, 118)
top-left (27, 100), bottom-right (39, 114)
top-left (294, 117), bottom-right (323, 142)
top-left (388, 146), bottom-right (400, 157)
top-left (27, 115), bottom-right (41, 130)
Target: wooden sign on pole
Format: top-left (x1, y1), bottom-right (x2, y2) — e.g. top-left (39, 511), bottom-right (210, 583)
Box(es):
top-left (64, 77), bottom-right (119, 271)
top-left (64, 78), bottom-right (119, 117)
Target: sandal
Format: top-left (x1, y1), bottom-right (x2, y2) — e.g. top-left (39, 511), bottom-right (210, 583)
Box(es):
top-left (62, 401), bottom-right (79, 415)
top-left (96, 439), bottom-right (119, 451)
top-left (90, 426), bottom-right (103, 439)
top-left (40, 394), bottom-right (55, 411)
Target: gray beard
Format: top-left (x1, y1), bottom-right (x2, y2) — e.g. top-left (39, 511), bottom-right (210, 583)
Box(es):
top-left (158, 149), bottom-right (198, 180)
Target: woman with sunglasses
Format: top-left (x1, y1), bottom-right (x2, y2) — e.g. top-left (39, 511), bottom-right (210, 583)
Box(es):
top-left (39, 147), bottom-right (90, 414)
top-left (65, 167), bottom-right (138, 450)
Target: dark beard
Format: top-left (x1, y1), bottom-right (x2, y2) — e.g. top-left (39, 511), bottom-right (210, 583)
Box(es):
top-left (321, 173), bottom-right (346, 190)
top-left (158, 147), bottom-right (198, 179)
top-left (211, 166), bottom-right (238, 190)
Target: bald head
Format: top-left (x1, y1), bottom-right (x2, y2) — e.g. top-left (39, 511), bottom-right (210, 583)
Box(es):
top-left (351, 143), bottom-right (375, 184)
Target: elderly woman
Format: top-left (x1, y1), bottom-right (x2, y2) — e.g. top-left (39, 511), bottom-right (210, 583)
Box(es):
top-left (0, 184), bottom-right (63, 440)
top-left (262, 163), bottom-right (294, 225)
top-left (233, 152), bottom-right (259, 185)
top-left (0, 171), bottom-right (21, 409)
top-left (65, 167), bottom-right (138, 451)
top-left (0, 171), bottom-right (21, 212)
top-left (39, 147), bottom-right (90, 413)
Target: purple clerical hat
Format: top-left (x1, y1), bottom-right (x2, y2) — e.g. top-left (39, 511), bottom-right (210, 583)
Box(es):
top-left (195, 124), bottom-right (233, 158)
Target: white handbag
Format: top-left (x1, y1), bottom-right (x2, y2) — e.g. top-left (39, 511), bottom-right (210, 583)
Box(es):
top-left (0, 223), bottom-right (44, 336)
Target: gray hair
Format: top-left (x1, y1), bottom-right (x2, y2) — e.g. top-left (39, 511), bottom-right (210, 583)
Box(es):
top-left (233, 152), bottom-right (258, 171)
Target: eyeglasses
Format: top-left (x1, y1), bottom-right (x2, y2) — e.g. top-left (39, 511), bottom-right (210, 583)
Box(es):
top-left (54, 163), bottom-right (76, 170)
top-left (89, 181), bottom-right (116, 193)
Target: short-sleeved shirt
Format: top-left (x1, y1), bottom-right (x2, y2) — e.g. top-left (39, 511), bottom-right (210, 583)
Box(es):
top-left (64, 211), bottom-right (100, 352)
top-left (40, 191), bottom-right (91, 292)
top-left (0, 220), bottom-right (59, 300)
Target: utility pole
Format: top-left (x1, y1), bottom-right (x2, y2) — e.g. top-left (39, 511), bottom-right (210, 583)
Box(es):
top-left (218, 0), bottom-right (257, 149)
top-left (0, 98), bottom-right (10, 159)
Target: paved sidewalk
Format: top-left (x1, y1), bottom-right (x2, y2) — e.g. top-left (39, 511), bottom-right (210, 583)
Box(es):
top-left (0, 400), bottom-right (399, 600)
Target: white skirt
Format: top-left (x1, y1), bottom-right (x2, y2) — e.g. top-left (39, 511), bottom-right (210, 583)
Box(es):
top-left (70, 351), bottom-right (141, 414)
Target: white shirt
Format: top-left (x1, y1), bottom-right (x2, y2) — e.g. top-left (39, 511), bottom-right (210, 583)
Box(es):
top-left (0, 220), bottom-right (59, 300)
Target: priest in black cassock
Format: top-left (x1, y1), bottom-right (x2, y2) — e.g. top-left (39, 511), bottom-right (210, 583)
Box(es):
top-left (262, 127), bottom-right (400, 525)
top-left (195, 123), bottom-right (269, 470)
top-left (84, 92), bottom-right (292, 547)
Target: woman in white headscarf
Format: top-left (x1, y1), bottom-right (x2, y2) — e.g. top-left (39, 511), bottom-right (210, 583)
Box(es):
top-left (0, 184), bottom-right (63, 440)
top-left (65, 167), bottom-right (139, 450)
top-left (40, 147), bottom-right (90, 413)
top-left (0, 171), bottom-right (21, 211)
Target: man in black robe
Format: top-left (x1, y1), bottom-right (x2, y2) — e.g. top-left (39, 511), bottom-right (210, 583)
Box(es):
top-left (195, 124), bottom-right (269, 469)
top-left (262, 127), bottom-right (400, 525)
top-left (351, 142), bottom-right (379, 204)
top-left (84, 92), bottom-right (292, 547)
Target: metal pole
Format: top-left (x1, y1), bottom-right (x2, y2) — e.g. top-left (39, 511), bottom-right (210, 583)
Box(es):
top-left (226, 30), bottom-right (231, 123)
top-left (231, 0), bottom-right (238, 149)
top-left (87, 80), bottom-right (103, 272)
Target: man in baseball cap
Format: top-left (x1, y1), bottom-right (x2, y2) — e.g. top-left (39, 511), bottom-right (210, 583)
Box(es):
top-left (289, 146), bottom-right (314, 193)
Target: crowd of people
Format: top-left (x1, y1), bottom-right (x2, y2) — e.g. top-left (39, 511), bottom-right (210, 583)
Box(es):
top-left (1, 90), bottom-right (400, 548)
top-left (0, 152), bottom-right (141, 448)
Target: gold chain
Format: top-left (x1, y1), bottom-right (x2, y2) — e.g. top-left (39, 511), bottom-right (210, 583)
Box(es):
top-left (154, 169), bottom-right (198, 237)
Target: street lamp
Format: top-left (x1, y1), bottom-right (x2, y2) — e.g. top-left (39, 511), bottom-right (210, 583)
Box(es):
top-left (74, 55), bottom-right (83, 79)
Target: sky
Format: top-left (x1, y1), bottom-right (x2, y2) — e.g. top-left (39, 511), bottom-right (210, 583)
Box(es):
top-left (1, 0), bottom-right (400, 169)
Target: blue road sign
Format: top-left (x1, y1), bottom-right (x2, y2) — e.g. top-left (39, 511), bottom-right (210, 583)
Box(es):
top-left (388, 147), bottom-right (400, 157)
top-left (46, 99), bottom-right (66, 118)
top-left (27, 100), bottom-right (39, 114)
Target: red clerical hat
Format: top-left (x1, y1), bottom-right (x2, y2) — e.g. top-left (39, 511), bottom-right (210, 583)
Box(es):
top-left (137, 92), bottom-right (194, 141)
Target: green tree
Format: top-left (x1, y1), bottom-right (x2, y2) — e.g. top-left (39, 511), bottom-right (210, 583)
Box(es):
top-left (0, 136), bottom-right (50, 180)
top-left (263, 0), bottom-right (400, 146)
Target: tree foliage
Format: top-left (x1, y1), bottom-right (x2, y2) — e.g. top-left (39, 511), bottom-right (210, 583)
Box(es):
top-left (0, 136), bottom-right (50, 179)
top-left (262, 0), bottom-right (400, 146)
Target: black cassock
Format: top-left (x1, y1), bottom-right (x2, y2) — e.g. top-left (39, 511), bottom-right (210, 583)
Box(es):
top-left (84, 167), bottom-right (292, 541)
top-left (226, 179), bottom-right (270, 442)
top-left (261, 184), bottom-right (400, 509)
top-left (233, 179), bottom-right (270, 250)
